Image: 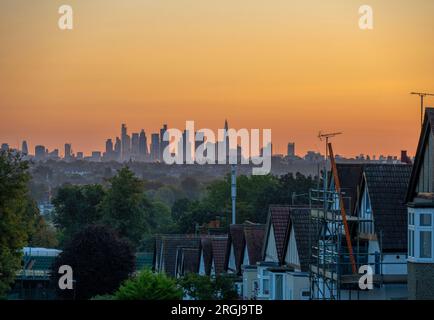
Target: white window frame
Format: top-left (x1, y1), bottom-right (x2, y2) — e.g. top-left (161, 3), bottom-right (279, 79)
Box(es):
top-left (257, 267), bottom-right (270, 298)
top-left (408, 208), bottom-right (434, 263)
top-left (270, 272), bottom-right (285, 300)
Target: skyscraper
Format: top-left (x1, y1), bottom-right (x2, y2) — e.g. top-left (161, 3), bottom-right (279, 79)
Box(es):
top-left (182, 129), bottom-right (189, 163)
top-left (104, 139), bottom-right (114, 161)
top-left (64, 143), bottom-right (72, 160)
top-left (150, 133), bottom-right (160, 162)
top-left (35, 145), bottom-right (46, 161)
top-left (195, 131), bottom-right (205, 160)
top-left (131, 133), bottom-right (139, 160)
top-left (287, 142), bottom-right (295, 157)
top-left (139, 129), bottom-right (148, 161)
top-left (21, 141), bottom-right (28, 155)
top-left (160, 124), bottom-right (168, 161)
top-left (106, 139), bottom-right (113, 154)
top-left (121, 124), bottom-right (131, 162)
top-left (224, 119), bottom-right (230, 161)
top-left (114, 137), bottom-right (121, 161)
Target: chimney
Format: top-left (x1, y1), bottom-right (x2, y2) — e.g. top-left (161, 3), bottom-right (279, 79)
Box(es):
top-left (401, 150), bottom-right (412, 164)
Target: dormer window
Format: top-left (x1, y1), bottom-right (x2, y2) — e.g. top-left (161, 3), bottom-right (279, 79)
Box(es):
top-left (408, 209), bottom-right (434, 262)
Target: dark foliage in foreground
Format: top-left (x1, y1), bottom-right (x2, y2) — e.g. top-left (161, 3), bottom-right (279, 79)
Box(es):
top-left (52, 225), bottom-right (135, 300)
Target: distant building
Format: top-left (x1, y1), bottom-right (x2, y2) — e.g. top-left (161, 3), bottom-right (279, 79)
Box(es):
top-left (304, 151), bottom-right (323, 162)
top-left (139, 129), bottom-right (148, 160)
top-left (114, 137), bottom-right (121, 161)
top-left (160, 124), bottom-right (168, 161)
top-left (34, 145), bottom-right (46, 161)
top-left (195, 131), bottom-right (206, 160)
top-left (287, 143), bottom-right (295, 157)
top-left (47, 149), bottom-right (59, 160)
top-left (21, 141), bottom-right (28, 155)
top-left (105, 139), bottom-right (113, 154)
top-left (150, 133), bottom-right (160, 162)
top-left (1, 143), bottom-right (9, 152)
top-left (131, 133), bottom-right (139, 160)
top-left (76, 152), bottom-right (84, 160)
top-left (121, 124), bottom-right (131, 162)
top-left (64, 143), bottom-right (72, 160)
top-left (103, 139), bottom-right (114, 161)
top-left (91, 151), bottom-right (101, 162)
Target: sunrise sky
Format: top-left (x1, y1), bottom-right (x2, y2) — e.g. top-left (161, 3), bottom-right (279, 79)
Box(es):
top-left (1, 0), bottom-right (434, 157)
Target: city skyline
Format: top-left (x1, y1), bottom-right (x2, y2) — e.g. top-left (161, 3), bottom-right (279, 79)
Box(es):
top-left (1, 1), bottom-right (434, 157)
top-left (1, 120), bottom-right (410, 162)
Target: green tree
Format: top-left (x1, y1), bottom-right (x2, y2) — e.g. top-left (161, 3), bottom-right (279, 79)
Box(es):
top-left (0, 151), bottom-right (32, 297)
top-left (148, 201), bottom-right (175, 234)
top-left (178, 273), bottom-right (214, 300)
top-left (53, 225), bottom-right (135, 300)
top-left (180, 176), bottom-right (201, 200)
top-left (26, 199), bottom-right (59, 248)
top-left (52, 184), bottom-right (105, 246)
top-left (179, 273), bottom-right (238, 300)
top-left (171, 172), bottom-right (316, 229)
top-left (175, 200), bottom-right (218, 233)
top-left (115, 269), bottom-right (182, 300)
top-left (171, 198), bottom-right (191, 223)
top-left (100, 167), bottom-right (152, 247)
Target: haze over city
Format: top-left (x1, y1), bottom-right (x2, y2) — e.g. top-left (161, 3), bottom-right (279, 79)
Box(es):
top-left (1, 0), bottom-right (434, 157)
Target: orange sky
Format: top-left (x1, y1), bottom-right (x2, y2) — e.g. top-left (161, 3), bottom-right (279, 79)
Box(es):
top-left (1, 0), bottom-right (434, 157)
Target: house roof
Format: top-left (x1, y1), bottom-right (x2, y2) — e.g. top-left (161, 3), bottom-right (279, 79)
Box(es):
top-left (262, 206), bottom-right (291, 264)
top-left (244, 223), bottom-right (265, 266)
top-left (406, 107), bottom-right (434, 203)
top-left (200, 235), bottom-right (213, 276)
top-left (361, 164), bottom-right (412, 252)
top-left (183, 248), bottom-right (200, 274)
top-left (289, 208), bottom-right (314, 272)
top-left (227, 224), bottom-right (246, 275)
top-left (154, 234), bottom-right (200, 277)
top-left (334, 163), bottom-right (364, 214)
top-left (211, 236), bottom-right (229, 275)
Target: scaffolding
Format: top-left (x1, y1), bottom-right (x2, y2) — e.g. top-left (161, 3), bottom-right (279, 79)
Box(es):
top-left (309, 188), bottom-right (367, 300)
top-left (309, 188), bottom-right (408, 300)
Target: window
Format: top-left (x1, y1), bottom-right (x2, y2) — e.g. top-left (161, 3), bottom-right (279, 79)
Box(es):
top-left (409, 212), bottom-right (414, 226)
top-left (408, 210), bottom-right (434, 262)
top-left (301, 290), bottom-right (310, 301)
top-left (420, 231), bottom-right (432, 259)
top-left (420, 214), bottom-right (432, 227)
top-left (274, 274), bottom-right (283, 300)
top-left (263, 278), bottom-right (270, 295)
top-left (408, 229), bottom-right (414, 257)
top-left (258, 268), bottom-right (270, 297)
top-left (360, 190), bottom-right (374, 234)
top-left (365, 193), bottom-right (371, 214)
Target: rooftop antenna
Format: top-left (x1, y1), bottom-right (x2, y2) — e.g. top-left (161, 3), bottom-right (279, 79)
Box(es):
top-left (318, 131), bottom-right (343, 166)
top-left (411, 92), bottom-right (434, 127)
